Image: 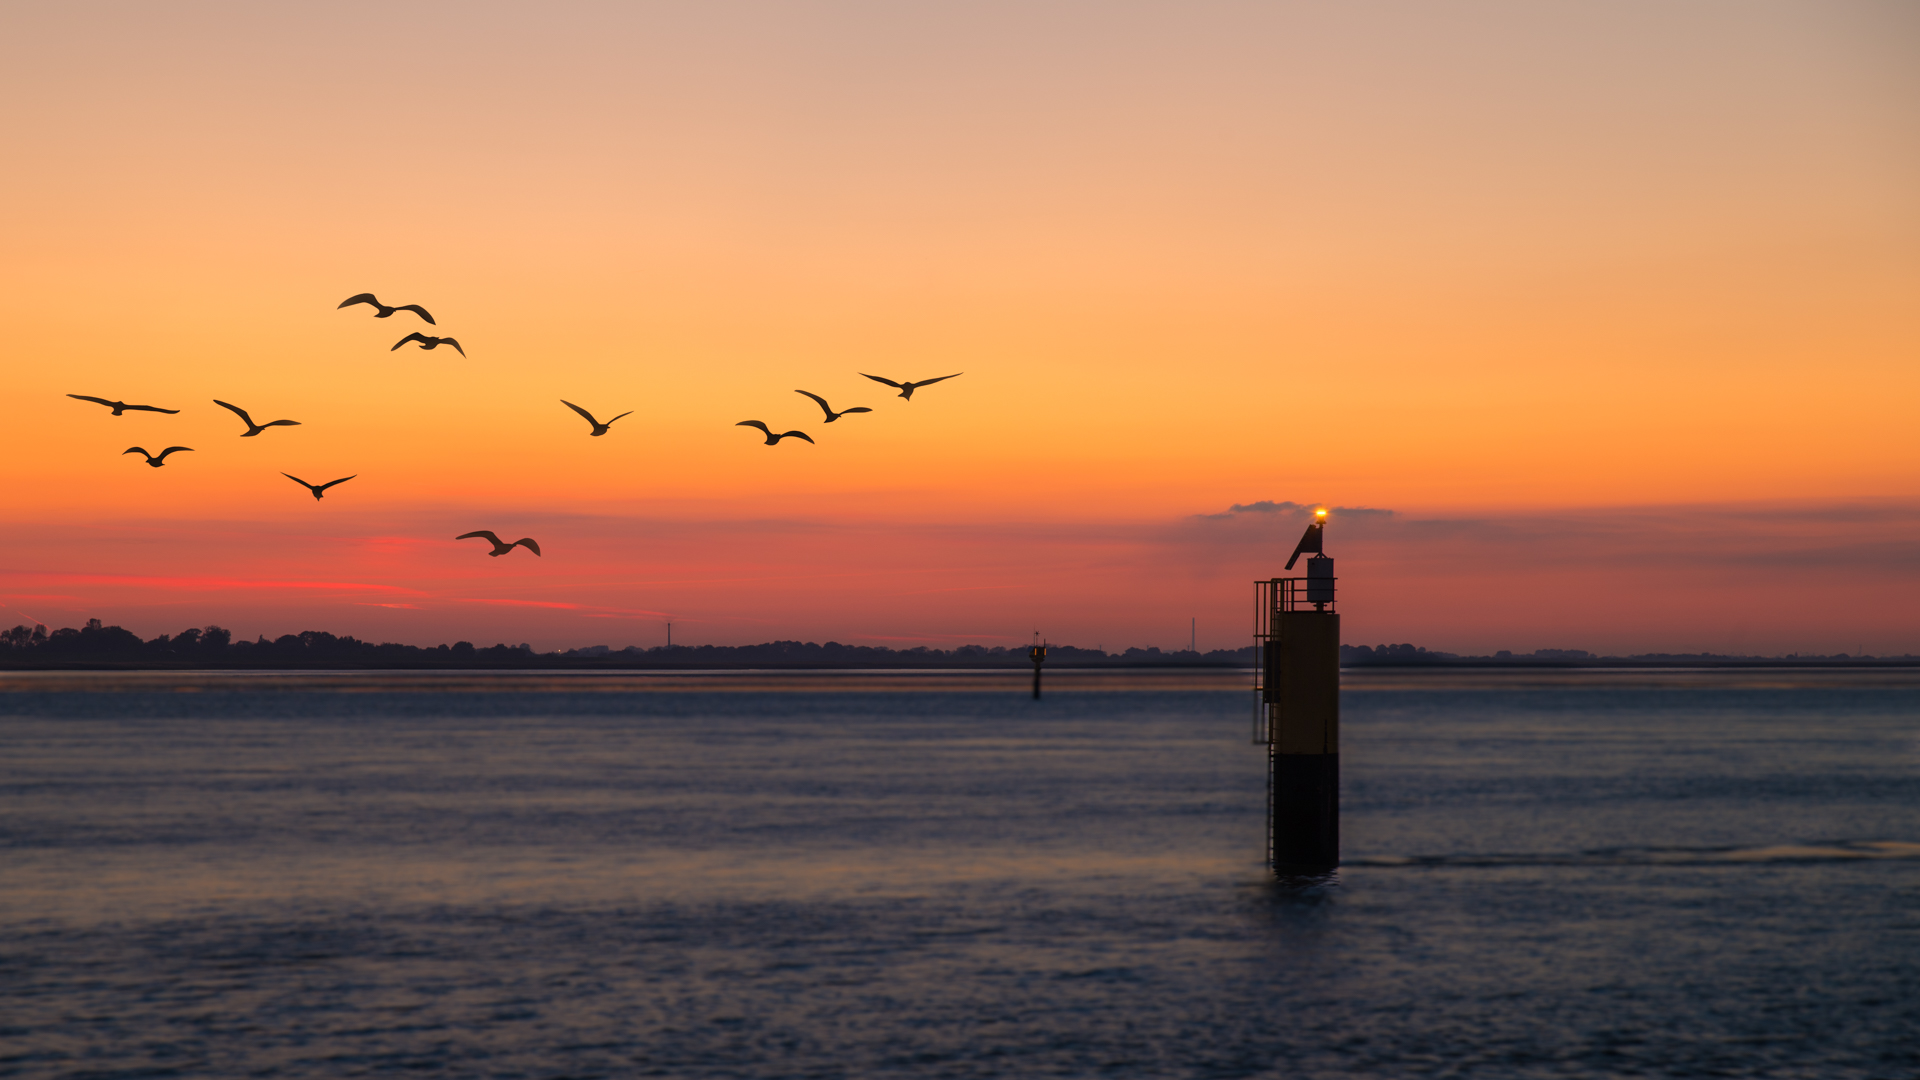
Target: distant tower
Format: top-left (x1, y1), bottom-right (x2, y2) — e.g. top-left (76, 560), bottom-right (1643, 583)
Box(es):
top-left (1253, 508), bottom-right (1339, 870)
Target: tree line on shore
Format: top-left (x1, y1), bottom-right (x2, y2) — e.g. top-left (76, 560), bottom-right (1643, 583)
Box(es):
top-left (1, 621), bottom-right (1905, 669)
top-left (0, 620), bottom-right (1249, 669)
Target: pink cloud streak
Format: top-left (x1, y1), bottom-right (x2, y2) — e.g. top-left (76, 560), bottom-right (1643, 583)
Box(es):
top-left (0, 500), bottom-right (1913, 655)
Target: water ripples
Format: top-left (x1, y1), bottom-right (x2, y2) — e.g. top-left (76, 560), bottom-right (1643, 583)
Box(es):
top-left (1353, 839), bottom-right (1920, 868)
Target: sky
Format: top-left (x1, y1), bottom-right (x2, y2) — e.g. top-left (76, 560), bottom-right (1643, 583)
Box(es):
top-left (2, 1), bottom-right (1916, 655)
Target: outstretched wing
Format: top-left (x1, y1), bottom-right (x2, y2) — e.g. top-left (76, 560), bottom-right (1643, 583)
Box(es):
top-left (561, 399), bottom-right (600, 426)
top-left (456, 530), bottom-right (503, 545)
top-left (440, 337), bottom-right (465, 357)
top-left (605, 410), bottom-right (633, 425)
top-left (315, 475), bottom-right (357, 493)
top-left (394, 304), bottom-right (435, 325)
top-left (795, 390), bottom-right (833, 417)
top-left (841, 407), bottom-right (872, 414)
top-left (736, 420), bottom-right (772, 434)
top-left (779, 430), bottom-right (815, 444)
top-left (154, 446), bottom-right (193, 461)
top-left (339, 293), bottom-right (380, 310)
top-left (213, 399), bottom-right (254, 426)
top-left (123, 404), bottom-right (181, 414)
top-left (911, 373), bottom-right (962, 389)
top-left (512, 538), bottom-right (542, 556)
top-left (392, 332), bottom-right (429, 351)
top-left (281, 472), bottom-right (315, 490)
top-left (860, 373), bottom-right (904, 389)
top-left (1284, 521), bottom-right (1323, 570)
top-left (262, 419), bottom-right (301, 428)
top-left (68, 394), bottom-right (115, 408)
top-left (123, 446), bottom-right (151, 458)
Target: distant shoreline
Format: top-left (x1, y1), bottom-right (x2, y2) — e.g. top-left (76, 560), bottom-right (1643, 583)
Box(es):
top-left (2, 657), bottom-right (1916, 672)
top-left (5, 620), bottom-right (1912, 671)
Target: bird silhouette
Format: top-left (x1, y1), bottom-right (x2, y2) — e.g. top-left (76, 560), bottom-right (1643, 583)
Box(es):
top-left (736, 421), bottom-right (814, 446)
top-left (392, 332), bottom-right (465, 356)
top-left (68, 395), bottom-right (179, 416)
top-left (282, 472), bottom-right (356, 500)
top-left (338, 293), bottom-right (435, 324)
top-left (123, 446), bottom-right (192, 468)
top-left (214, 400), bottom-right (301, 437)
top-left (859, 372), bottom-right (962, 400)
top-left (456, 531), bottom-right (542, 557)
top-left (795, 390), bottom-right (871, 422)
top-left (561, 399), bottom-right (633, 437)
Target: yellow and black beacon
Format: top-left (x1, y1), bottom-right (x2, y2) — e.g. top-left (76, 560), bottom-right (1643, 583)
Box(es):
top-left (1029, 632), bottom-right (1048, 700)
top-left (1252, 507), bottom-right (1339, 871)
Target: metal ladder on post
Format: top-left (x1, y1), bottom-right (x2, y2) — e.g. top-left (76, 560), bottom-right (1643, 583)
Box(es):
top-left (1252, 578), bottom-right (1275, 866)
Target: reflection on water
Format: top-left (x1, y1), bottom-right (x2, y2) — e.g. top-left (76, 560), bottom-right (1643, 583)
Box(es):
top-left (1343, 665), bottom-right (1920, 691)
top-left (7, 664), bottom-right (1917, 695)
top-left (7, 663), bottom-right (1920, 695)
top-left (2, 670), bottom-right (1917, 1077)
top-left (0, 667), bottom-right (1253, 694)
top-left (1352, 839), bottom-right (1920, 868)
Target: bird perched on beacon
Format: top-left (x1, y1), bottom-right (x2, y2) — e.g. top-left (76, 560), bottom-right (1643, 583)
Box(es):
top-left (392, 332), bottom-right (465, 356)
top-left (456, 531), bottom-right (542, 557)
top-left (214, 400), bottom-right (301, 437)
top-left (124, 446), bottom-right (192, 468)
top-left (68, 395), bottom-right (179, 416)
top-left (1285, 508), bottom-right (1329, 570)
top-left (561, 400), bottom-right (632, 437)
top-left (795, 390), bottom-right (871, 423)
top-left (736, 421), bottom-right (814, 446)
top-left (282, 473), bottom-right (356, 501)
top-left (338, 293), bottom-right (435, 324)
top-left (859, 372), bottom-right (962, 401)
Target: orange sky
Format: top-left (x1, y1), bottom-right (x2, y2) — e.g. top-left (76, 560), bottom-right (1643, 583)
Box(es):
top-left (2, 2), bottom-right (1916, 653)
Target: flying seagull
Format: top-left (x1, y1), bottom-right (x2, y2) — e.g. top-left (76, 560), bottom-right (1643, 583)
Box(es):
top-left (858, 372), bottom-right (962, 401)
top-left (795, 390), bottom-right (871, 423)
top-left (68, 395), bottom-right (179, 416)
top-left (736, 420), bottom-right (814, 446)
top-left (392, 332), bottom-right (465, 357)
top-left (123, 446), bottom-right (193, 468)
top-left (214, 399), bottom-right (301, 437)
top-left (338, 293), bottom-right (435, 324)
top-left (456, 531), bottom-right (542, 557)
top-left (561, 399), bottom-right (633, 437)
top-left (282, 472), bottom-right (356, 501)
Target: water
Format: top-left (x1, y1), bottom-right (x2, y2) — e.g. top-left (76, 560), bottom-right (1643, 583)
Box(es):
top-left (2, 668), bottom-right (1916, 1078)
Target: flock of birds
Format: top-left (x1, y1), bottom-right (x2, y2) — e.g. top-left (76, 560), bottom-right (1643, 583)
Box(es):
top-left (69, 292), bottom-right (965, 560)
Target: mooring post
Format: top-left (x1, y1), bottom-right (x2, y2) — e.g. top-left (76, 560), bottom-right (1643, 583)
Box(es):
top-left (1257, 509), bottom-right (1339, 871)
top-left (1029, 633), bottom-right (1047, 699)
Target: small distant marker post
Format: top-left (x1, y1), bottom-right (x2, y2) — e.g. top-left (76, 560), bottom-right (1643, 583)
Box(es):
top-left (1029, 632), bottom-right (1048, 700)
top-left (1253, 508), bottom-right (1339, 872)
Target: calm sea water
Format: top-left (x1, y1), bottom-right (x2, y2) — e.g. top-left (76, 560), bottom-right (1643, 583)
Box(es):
top-left (2, 668), bottom-right (1916, 1078)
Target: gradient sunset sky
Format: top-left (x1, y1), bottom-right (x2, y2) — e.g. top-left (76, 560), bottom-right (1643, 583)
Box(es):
top-left (3, 1), bottom-right (1916, 655)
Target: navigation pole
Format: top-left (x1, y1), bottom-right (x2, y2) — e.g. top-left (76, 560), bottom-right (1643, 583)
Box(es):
top-left (1253, 508), bottom-right (1339, 871)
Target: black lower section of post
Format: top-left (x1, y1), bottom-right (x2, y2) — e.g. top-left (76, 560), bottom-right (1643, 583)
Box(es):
top-left (1031, 666), bottom-right (1041, 699)
top-left (1271, 753), bottom-right (1338, 869)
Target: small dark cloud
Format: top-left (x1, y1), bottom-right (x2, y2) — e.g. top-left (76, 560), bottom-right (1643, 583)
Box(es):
top-left (1197, 501), bottom-right (1395, 521)
top-left (1216, 500), bottom-right (1308, 518)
